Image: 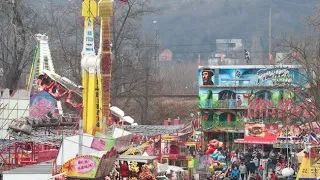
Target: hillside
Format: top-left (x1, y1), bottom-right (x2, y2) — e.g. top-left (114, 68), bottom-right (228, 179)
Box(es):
top-left (143, 0), bottom-right (318, 60)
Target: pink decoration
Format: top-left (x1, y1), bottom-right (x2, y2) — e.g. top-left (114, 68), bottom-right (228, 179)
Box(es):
top-left (163, 120), bottom-right (169, 125)
top-left (290, 106), bottom-right (296, 119)
top-left (254, 98), bottom-right (259, 118)
top-left (259, 99), bottom-right (264, 118)
top-left (265, 99), bottom-right (270, 117)
top-left (278, 100), bottom-right (283, 118)
top-left (173, 119), bottom-right (180, 125)
top-left (91, 138), bottom-right (106, 151)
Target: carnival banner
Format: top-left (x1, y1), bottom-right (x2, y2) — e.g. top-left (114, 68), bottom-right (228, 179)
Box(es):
top-left (59, 155), bottom-right (100, 179)
top-left (59, 148), bottom-right (118, 179)
top-left (244, 123), bottom-right (278, 143)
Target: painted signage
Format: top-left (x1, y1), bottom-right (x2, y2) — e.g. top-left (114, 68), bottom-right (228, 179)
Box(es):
top-left (244, 123), bottom-right (278, 143)
top-left (257, 69), bottom-right (292, 85)
top-left (59, 148), bottom-right (118, 179)
top-left (198, 66), bottom-right (304, 87)
top-left (74, 158), bottom-right (95, 173)
top-left (59, 155), bottom-right (100, 179)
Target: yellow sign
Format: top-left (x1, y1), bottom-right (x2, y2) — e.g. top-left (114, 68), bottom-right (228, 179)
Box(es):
top-left (185, 142), bottom-right (197, 146)
top-left (296, 155), bottom-right (320, 179)
top-left (162, 136), bottom-right (178, 141)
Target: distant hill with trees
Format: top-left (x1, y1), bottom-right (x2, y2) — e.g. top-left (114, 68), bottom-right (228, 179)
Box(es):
top-left (143, 0), bottom-right (318, 60)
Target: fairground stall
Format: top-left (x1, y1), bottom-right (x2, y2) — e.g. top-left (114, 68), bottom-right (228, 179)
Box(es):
top-left (198, 65), bottom-right (308, 150)
top-left (234, 123), bottom-right (278, 151)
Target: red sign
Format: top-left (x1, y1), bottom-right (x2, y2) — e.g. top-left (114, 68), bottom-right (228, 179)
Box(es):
top-left (244, 123), bottom-right (278, 143)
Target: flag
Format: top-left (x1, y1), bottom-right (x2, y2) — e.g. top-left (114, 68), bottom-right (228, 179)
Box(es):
top-left (308, 135), bottom-right (318, 144)
top-left (291, 51), bottom-right (300, 60)
top-left (220, 53), bottom-right (225, 61)
top-left (269, 53), bottom-right (274, 63)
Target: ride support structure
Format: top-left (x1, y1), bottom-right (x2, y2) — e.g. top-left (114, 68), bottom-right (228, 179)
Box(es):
top-left (81, 0), bottom-right (113, 136)
top-left (81, 0), bottom-right (100, 135)
top-left (98, 0), bottom-right (113, 137)
top-left (27, 34), bottom-right (55, 93)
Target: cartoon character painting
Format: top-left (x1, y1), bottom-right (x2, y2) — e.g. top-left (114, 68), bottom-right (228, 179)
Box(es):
top-left (206, 139), bottom-right (220, 155)
top-left (205, 139), bottom-right (228, 175)
top-left (30, 90), bottom-right (58, 119)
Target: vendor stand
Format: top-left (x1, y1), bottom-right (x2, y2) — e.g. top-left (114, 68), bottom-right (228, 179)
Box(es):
top-left (159, 134), bottom-right (197, 178)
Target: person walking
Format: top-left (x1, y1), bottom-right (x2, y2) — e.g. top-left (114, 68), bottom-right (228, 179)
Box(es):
top-left (239, 162), bottom-right (247, 180)
top-left (258, 165), bottom-right (264, 179)
top-left (230, 167), bottom-right (240, 180)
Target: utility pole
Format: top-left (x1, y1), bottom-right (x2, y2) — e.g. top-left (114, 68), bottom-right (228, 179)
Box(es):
top-left (153, 20), bottom-right (159, 78)
top-left (78, 119), bottom-right (83, 155)
top-left (269, 8), bottom-right (272, 64)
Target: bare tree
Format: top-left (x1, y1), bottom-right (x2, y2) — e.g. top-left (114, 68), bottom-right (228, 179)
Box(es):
top-left (42, 0), bottom-right (161, 124)
top-left (39, 0), bottom-right (82, 83)
top-left (160, 62), bottom-right (198, 95)
top-left (110, 0), bottom-right (159, 97)
top-left (0, 0), bottom-right (39, 89)
top-left (273, 7), bottom-right (320, 125)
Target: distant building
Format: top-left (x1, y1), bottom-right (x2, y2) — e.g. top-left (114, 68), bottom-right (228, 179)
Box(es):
top-left (216, 39), bottom-right (243, 51)
top-left (208, 39), bottom-right (244, 65)
top-left (159, 49), bottom-right (173, 62)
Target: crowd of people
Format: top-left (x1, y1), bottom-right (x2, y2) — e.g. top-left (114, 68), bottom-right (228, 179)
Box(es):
top-left (206, 146), bottom-right (297, 180)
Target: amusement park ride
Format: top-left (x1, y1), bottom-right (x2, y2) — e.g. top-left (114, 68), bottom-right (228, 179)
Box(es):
top-left (0, 0), bottom-right (131, 170)
top-left (0, 1), bottom-right (195, 178)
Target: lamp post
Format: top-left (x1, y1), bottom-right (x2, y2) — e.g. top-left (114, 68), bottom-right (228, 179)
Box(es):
top-left (153, 20), bottom-right (159, 77)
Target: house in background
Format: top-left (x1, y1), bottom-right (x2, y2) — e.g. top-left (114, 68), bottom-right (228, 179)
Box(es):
top-left (159, 49), bottom-right (173, 62)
